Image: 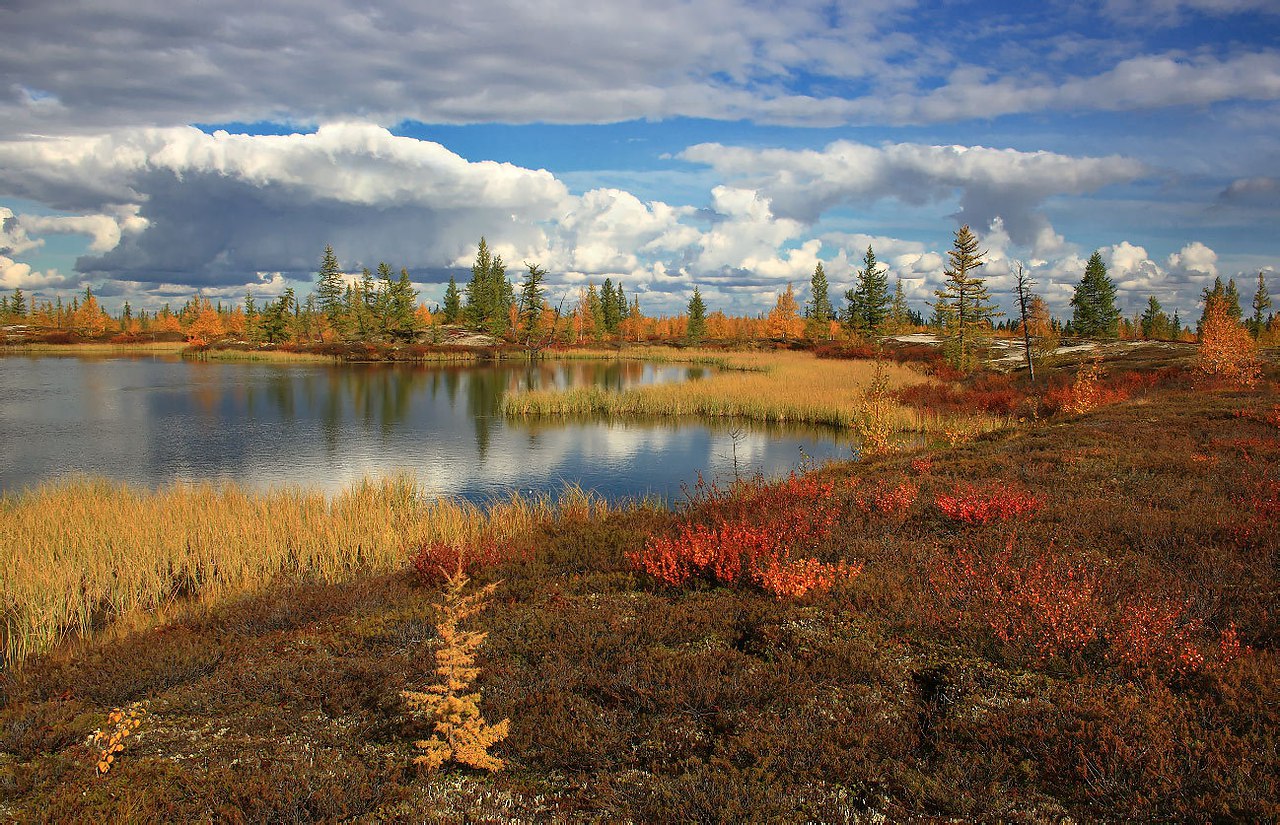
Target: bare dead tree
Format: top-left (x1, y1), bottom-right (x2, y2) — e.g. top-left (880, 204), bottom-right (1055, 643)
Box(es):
top-left (1014, 261), bottom-right (1036, 384)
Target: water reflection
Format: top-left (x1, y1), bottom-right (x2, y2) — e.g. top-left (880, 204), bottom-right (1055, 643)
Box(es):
top-left (0, 356), bottom-right (850, 501)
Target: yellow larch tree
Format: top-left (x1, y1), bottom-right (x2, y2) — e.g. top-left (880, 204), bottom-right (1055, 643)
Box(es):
top-left (401, 570), bottom-right (509, 772)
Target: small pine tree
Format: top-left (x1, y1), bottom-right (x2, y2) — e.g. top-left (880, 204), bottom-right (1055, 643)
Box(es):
top-left (315, 244), bottom-right (346, 328)
top-left (401, 570), bottom-right (509, 773)
top-left (934, 226), bottom-right (1000, 371)
top-left (9, 288), bottom-right (26, 318)
top-left (1224, 278), bottom-right (1243, 321)
top-left (1070, 251), bottom-right (1120, 338)
top-left (517, 262), bottom-right (546, 343)
top-left (1251, 271), bottom-right (1272, 338)
top-left (1140, 296), bottom-right (1170, 340)
top-left (805, 262), bottom-right (833, 338)
top-left (686, 286), bottom-right (707, 343)
top-left (844, 246), bottom-right (890, 332)
top-left (602, 278), bottom-right (620, 334)
top-left (443, 276), bottom-right (462, 324)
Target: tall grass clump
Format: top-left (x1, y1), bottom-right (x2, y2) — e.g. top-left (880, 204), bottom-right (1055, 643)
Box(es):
top-left (504, 349), bottom-right (1000, 436)
top-left (0, 475), bottom-right (615, 668)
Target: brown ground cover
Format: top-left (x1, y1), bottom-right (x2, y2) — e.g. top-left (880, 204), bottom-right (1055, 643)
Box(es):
top-left (1, 352), bottom-right (1277, 821)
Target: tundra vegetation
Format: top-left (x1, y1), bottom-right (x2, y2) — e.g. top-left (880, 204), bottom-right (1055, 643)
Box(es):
top-left (0, 240), bottom-right (1277, 820)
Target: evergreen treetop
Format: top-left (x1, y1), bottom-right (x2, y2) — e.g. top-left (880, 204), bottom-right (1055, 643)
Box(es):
top-left (1070, 251), bottom-right (1120, 338)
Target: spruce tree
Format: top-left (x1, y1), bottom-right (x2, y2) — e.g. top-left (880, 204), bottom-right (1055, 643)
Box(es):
top-left (586, 283), bottom-right (605, 340)
top-left (934, 225), bottom-right (1000, 370)
top-left (1070, 251), bottom-right (1120, 338)
top-left (1140, 296), bottom-right (1169, 340)
top-left (443, 276), bottom-right (462, 324)
top-left (465, 238), bottom-right (494, 328)
top-left (517, 263), bottom-right (547, 343)
top-left (602, 278), bottom-right (620, 334)
top-left (1251, 271), bottom-right (1272, 337)
top-left (686, 286), bottom-right (707, 343)
top-left (1225, 278), bottom-right (1243, 321)
top-left (807, 262), bottom-right (833, 323)
top-left (391, 267), bottom-right (420, 340)
top-left (315, 244), bottom-right (345, 326)
top-left (844, 246), bottom-right (890, 332)
top-left (888, 277), bottom-right (909, 331)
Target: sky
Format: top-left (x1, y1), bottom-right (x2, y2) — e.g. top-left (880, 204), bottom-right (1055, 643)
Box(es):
top-left (1, 0), bottom-right (1278, 320)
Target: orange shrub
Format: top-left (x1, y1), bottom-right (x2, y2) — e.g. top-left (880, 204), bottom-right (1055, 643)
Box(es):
top-left (630, 473), bottom-right (858, 599)
top-left (1196, 295), bottom-right (1262, 386)
top-left (935, 482), bottom-right (1043, 525)
top-left (854, 479), bottom-right (918, 516)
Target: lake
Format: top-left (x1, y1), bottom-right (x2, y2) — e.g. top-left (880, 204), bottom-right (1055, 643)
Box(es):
top-left (0, 355), bottom-right (853, 502)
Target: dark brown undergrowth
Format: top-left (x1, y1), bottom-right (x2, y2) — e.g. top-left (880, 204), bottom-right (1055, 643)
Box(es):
top-left (1, 360), bottom-right (1277, 822)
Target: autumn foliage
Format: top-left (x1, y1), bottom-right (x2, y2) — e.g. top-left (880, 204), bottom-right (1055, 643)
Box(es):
top-left (627, 474), bottom-right (860, 598)
top-left (931, 543), bottom-right (1245, 675)
top-left (401, 571), bottom-right (509, 772)
top-left (935, 482), bottom-right (1042, 524)
top-left (1196, 295), bottom-right (1262, 386)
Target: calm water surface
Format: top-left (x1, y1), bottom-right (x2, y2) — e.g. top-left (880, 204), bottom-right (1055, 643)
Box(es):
top-left (0, 355), bottom-right (853, 501)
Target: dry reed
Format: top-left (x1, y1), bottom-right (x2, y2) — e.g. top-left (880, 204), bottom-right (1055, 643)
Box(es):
top-left (0, 475), bottom-right (617, 669)
top-left (507, 348), bottom-right (1003, 433)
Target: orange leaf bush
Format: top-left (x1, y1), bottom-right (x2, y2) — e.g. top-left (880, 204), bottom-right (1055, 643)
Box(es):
top-left (935, 483), bottom-right (1042, 525)
top-left (629, 474), bottom-right (859, 599)
top-left (1196, 295), bottom-right (1262, 387)
top-left (854, 479), bottom-right (918, 516)
top-left (931, 543), bottom-right (1246, 675)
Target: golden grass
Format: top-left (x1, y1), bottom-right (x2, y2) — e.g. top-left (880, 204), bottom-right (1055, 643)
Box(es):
top-left (200, 348), bottom-right (337, 363)
top-left (2, 342), bottom-right (185, 355)
top-left (506, 348), bottom-right (1001, 433)
top-left (0, 475), bottom-right (622, 669)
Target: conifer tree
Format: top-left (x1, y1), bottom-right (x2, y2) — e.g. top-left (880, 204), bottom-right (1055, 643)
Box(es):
top-left (315, 244), bottom-right (345, 327)
top-left (602, 278), bottom-right (620, 334)
top-left (517, 262), bottom-right (546, 342)
top-left (887, 277), bottom-right (910, 332)
top-left (845, 246), bottom-right (890, 332)
top-left (391, 267), bottom-right (420, 341)
top-left (1251, 271), bottom-right (1272, 337)
top-left (400, 570), bottom-right (509, 772)
top-left (804, 262), bottom-right (833, 338)
top-left (465, 237), bottom-right (494, 328)
top-left (1070, 251), bottom-right (1120, 338)
top-left (686, 286), bottom-right (707, 343)
top-left (1197, 276), bottom-right (1226, 333)
top-left (934, 225), bottom-right (1000, 370)
top-left (586, 283), bottom-right (605, 341)
top-left (9, 287), bottom-right (25, 318)
top-left (1140, 296), bottom-right (1170, 340)
top-left (443, 276), bottom-right (462, 324)
top-left (1224, 278), bottom-right (1243, 321)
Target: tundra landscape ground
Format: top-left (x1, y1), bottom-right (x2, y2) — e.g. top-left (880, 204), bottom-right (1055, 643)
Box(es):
top-left (0, 342), bottom-right (1276, 821)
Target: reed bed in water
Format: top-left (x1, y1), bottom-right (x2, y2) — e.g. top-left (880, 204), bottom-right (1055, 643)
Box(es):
top-left (506, 348), bottom-right (1002, 432)
top-left (0, 475), bottom-right (617, 668)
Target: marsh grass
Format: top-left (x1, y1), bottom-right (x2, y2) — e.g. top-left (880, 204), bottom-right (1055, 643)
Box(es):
top-left (507, 348), bottom-right (1007, 434)
top-left (2, 342), bottom-right (185, 356)
top-left (0, 475), bottom-right (618, 668)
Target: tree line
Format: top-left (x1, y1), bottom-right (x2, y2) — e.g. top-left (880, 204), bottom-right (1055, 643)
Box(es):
top-left (2, 234), bottom-right (1274, 358)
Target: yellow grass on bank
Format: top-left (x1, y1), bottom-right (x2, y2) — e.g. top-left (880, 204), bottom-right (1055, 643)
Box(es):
top-left (2, 342), bottom-right (186, 356)
top-left (506, 348), bottom-right (997, 433)
top-left (0, 475), bottom-right (620, 669)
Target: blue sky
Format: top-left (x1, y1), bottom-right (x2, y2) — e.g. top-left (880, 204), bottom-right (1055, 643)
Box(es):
top-left (1, 0), bottom-right (1277, 319)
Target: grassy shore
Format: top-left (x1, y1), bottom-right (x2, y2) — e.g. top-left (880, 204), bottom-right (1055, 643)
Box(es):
top-left (0, 367), bottom-right (1275, 820)
top-left (0, 476), bottom-right (622, 669)
top-left (504, 348), bottom-right (1006, 434)
top-left (1, 342), bottom-right (185, 356)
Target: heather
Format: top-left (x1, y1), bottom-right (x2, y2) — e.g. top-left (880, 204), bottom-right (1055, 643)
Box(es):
top-left (1, 353), bottom-right (1276, 821)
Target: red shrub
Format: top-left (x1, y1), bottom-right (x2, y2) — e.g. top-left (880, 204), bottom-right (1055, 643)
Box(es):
top-left (930, 543), bottom-right (1248, 675)
top-left (631, 473), bottom-right (859, 599)
top-left (854, 479), bottom-right (919, 516)
top-left (408, 539), bottom-right (511, 585)
top-left (935, 483), bottom-right (1043, 525)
